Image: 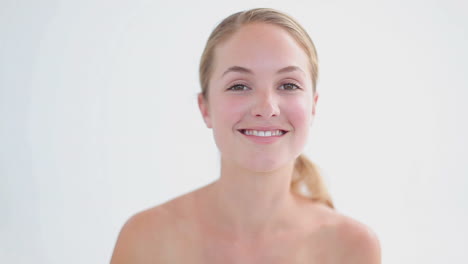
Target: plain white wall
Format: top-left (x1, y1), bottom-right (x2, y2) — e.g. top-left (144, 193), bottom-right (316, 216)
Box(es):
top-left (1, 0), bottom-right (467, 263)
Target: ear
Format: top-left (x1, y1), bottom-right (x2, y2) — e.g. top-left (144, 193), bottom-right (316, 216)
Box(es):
top-left (312, 92), bottom-right (319, 116)
top-left (198, 93), bottom-right (212, 128)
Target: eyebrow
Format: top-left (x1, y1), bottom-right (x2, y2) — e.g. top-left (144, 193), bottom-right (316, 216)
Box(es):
top-left (221, 65), bottom-right (305, 77)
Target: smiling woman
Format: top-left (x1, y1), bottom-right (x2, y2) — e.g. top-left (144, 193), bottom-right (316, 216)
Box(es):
top-left (198, 10), bottom-right (330, 207)
top-left (110, 8), bottom-right (381, 264)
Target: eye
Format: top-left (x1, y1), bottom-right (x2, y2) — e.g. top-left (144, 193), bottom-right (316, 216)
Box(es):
top-left (279, 82), bottom-right (301, 91)
top-left (227, 82), bottom-right (302, 91)
top-left (227, 83), bottom-right (250, 91)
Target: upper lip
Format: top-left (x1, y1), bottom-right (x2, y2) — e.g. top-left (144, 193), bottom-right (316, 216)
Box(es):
top-left (237, 126), bottom-right (289, 132)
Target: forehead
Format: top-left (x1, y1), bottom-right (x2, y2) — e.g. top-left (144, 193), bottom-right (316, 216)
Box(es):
top-left (212, 23), bottom-right (310, 78)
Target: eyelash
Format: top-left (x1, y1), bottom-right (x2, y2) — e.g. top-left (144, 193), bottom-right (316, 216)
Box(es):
top-left (227, 82), bottom-right (302, 91)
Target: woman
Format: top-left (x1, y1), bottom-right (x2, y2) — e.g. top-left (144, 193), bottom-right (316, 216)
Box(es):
top-left (110, 8), bottom-right (381, 264)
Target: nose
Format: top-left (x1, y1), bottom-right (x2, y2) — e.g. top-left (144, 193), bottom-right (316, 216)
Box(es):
top-left (250, 90), bottom-right (280, 118)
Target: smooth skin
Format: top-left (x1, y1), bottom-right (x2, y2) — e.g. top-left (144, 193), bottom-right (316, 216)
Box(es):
top-left (110, 22), bottom-right (381, 264)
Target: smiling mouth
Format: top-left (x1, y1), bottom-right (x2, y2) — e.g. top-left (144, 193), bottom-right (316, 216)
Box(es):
top-left (238, 129), bottom-right (289, 137)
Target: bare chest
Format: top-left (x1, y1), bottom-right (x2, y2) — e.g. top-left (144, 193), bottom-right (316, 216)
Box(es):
top-left (151, 192), bottom-right (342, 264)
top-left (164, 229), bottom-right (335, 264)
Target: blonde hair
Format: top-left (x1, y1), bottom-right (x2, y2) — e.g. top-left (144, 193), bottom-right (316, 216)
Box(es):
top-left (199, 8), bottom-right (334, 209)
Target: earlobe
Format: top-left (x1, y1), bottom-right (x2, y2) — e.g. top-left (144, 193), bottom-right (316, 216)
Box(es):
top-left (312, 92), bottom-right (319, 116)
top-left (197, 93), bottom-right (212, 128)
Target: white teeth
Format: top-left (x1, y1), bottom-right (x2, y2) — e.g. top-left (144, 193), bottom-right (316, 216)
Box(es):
top-left (242, 129), bottom-right (285, 137)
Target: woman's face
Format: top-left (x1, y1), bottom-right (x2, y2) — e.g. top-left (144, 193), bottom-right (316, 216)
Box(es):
top-left (198, 22), bottom-right (318, 172)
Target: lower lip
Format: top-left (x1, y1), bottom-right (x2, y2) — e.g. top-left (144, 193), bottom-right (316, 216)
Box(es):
top-left (238, 131), bottom-right (286, 144)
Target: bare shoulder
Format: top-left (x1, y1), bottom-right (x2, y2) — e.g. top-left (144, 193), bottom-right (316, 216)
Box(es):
top-left (110, 186), bottom-right (206, 262)
top-left (321, 209), bottom-right (382, 264)
top-left (109, 203), bottom-right (178, 264)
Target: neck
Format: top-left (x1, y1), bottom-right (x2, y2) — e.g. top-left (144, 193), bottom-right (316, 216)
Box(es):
top-left (201, 158), bottom-right (301, 239)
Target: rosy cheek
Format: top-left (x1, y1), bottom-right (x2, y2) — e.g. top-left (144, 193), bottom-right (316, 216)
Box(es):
top-left (227, 96), bottom-right (249, 115)
top-left (212, 96), bottom-right (248, 124)
top-left (284, 97), bottom-right (311, 125)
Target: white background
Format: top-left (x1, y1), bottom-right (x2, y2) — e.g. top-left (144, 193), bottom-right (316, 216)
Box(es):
top-left (1, 0), bottom-right (467, 263)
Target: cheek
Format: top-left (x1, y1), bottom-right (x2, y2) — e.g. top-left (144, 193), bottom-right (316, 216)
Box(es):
top-left (210, 93), bottom-right (312, 130)
top-left (211, 96), bottom-right (248, 129)
top-left (284, 96), bottom-right (312, 128)
top-left (210, 97), bottom-right (247, 152)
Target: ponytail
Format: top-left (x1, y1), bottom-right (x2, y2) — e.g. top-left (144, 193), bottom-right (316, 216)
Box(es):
top-left (290, 154), bottom-right (334, 209)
